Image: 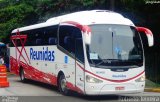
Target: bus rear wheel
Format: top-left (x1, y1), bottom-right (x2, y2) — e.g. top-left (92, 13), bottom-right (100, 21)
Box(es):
top-left (20, 68), bottom-right (26, 82)
top-left (58, 74), bottom-right (69, 95)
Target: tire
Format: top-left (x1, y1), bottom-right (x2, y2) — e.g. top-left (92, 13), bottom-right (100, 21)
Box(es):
top-left (58, 74), bottom-right (69, 95)
top-left (19, 68), bottom-right (26, 82)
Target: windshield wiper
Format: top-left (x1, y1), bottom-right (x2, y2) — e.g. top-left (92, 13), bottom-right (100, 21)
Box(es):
top-left (127, 60), bottom-right (142, 67)
top-left (94, 59), bottom-right (142, 68)
top-left (94, 59), bottom-right (120, 67)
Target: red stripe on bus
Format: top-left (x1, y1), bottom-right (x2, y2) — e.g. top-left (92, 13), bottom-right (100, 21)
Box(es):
top-left (10, 57), bottom-right (84, 94)
top-left (76, 63), bottom-right (144, 83)
top-left (62, 21), bottom-right (91, 34)
top-left (136, 27), bottom-right (152, 35)
top-left (66, 82), bottom-right (84, 94)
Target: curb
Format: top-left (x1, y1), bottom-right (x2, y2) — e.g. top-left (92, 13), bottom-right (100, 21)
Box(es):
top-left (145, 88), bottom-right (160, 93)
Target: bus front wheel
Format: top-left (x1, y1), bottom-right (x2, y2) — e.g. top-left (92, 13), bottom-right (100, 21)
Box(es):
top-left (58, 74), bottom-right (69, 95)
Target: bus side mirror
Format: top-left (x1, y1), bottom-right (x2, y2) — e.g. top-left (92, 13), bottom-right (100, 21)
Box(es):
top-left (136, 27), bottom-right (154, 47)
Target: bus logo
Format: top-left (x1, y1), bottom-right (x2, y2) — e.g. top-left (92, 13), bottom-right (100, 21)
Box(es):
top-left (30, 47), bottom-right (55, 61)
top-left (112, 74), bottom-right (126, 78)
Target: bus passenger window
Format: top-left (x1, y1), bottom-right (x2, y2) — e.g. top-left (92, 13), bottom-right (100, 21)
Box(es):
top-left (36, 39), bottom-right (42, 45)
top-left (59, 26), bottom-right (82, 55)
top-left (44, 26), bottom-right (58, 45)
top-left (64, 36), bottom-right (72, 52)
top-left (75, 38), bottom-right (84, 63)
top-left (59, 26), bottom-right (72, 53)
top-left (48, 37), bottom-right (57, 45)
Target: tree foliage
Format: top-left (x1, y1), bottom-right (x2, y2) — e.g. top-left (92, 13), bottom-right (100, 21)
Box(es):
top-left (0, 0), bottom-right (39, 42)
top-left (0, 0), bottom-right (159, 47)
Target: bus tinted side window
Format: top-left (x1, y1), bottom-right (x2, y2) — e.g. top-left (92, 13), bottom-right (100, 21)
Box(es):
top-left (34, 28), bottom-right (44, 46)
top-left (18, 29), bottom-right (44, 46)
top-left (44, 26), bottom-right (58, 45)
top-left (24, 25), bottom-right (58, 46)
top-left (23, 30), bottom-right (35, 46)
top-left (10, 25), bottom-right (58, 46)
top-left (75, 38), bottom-right (84, 63)
top-left (59, 25), bottom-right (82, 56)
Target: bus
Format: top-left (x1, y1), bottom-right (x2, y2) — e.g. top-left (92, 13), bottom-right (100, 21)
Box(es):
top-left (10, 10), bottom-right (154, 95)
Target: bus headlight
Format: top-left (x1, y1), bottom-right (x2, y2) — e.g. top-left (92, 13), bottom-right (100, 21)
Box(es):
top-left (86, 75), bottom-right (103, 83)
top-left (135, 75), bottom-right (145, 82)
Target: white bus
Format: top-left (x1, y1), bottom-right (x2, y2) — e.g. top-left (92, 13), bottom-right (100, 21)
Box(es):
top-left (10, 10), bottom-right (154, 95)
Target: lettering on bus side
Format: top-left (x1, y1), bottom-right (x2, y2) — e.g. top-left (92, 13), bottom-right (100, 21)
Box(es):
top-left (30, 47), bottom-right (55, 61)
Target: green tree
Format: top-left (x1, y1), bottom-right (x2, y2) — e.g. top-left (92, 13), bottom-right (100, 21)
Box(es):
top-left (0, 2), bottom-right (39, 43)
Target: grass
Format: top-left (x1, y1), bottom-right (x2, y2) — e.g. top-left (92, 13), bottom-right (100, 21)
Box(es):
top-left (145, 79), bottom-right (160, 88)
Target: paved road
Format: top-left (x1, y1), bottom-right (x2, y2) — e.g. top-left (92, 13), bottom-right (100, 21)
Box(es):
top-left (0, 74), bottom-right (160, 102)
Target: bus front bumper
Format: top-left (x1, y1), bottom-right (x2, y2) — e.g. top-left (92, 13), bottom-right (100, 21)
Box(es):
top-left (85, 83), bottom-right (145, 95)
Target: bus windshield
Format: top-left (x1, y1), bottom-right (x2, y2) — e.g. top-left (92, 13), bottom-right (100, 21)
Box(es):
top-left (86, 24), bottom-right (143, 68)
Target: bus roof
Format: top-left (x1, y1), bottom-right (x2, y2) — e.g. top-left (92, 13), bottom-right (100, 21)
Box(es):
top-left (12, 10), bottom-right (134, 33)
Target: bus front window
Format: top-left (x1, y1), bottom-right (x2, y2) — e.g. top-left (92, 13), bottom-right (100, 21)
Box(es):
top-left (86, 24), bottom-right (143, 68)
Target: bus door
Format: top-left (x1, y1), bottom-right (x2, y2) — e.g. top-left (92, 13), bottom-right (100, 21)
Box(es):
top-left (58, 25), bottom-right (77, 89)
top-left (75, 36), bottom-right (85, 93)
top-left (59, 23), bottom-right (85, 92)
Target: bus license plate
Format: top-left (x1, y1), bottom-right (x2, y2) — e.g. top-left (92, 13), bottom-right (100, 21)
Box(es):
top-left (115, 86), bottom-right (125, 90)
